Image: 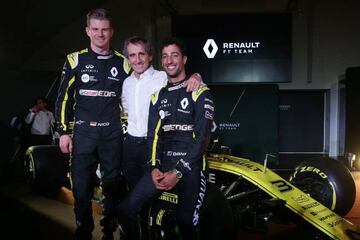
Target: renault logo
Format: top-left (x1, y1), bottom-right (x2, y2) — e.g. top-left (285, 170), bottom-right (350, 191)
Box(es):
top-left (203, 39), bottom-right (218, 59)
top-left (181, 98), bottom-right (189, 109)
top-left (110, 67), bottom-right (118, 77)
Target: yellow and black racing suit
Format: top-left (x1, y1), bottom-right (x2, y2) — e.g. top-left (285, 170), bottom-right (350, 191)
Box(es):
top-left (117, 79), bottom-right (215, 239)
top-left (55, 47), bottom-right (130, 239)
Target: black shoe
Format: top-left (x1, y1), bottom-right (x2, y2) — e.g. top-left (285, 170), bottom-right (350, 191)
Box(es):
top-left (75, 222), bottom-right (93, 240)
top-left (75, 231), bottom-right (92, 240)
top-left (100, 216), bottom-right (117, 238)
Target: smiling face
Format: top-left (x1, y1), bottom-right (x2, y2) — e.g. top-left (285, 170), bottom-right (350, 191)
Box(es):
top-left (126, 42), bottom-right (152, 79)
top-left (161, 44), bottom-right (187, 83)
top-left (86, 18), bottom-right (113, 54)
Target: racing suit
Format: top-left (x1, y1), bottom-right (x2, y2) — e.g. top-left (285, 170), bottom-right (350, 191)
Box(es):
top-left (55, 47), bottom-right (131, 239)
top-left (118, 79), bottom-right (214, 239)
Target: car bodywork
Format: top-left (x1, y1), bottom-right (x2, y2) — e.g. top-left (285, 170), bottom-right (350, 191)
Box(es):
top-left (205, 152), bottom-right (360, 240)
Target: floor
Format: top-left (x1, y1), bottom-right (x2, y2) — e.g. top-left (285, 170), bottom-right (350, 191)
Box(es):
top-left (0, 171), bottom-right (360, 240)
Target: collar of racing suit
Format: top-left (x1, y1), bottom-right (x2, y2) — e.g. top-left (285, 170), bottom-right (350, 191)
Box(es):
top-left (166, 77), bottom-right (188, 91)
top-left (88, 47), bottom-right (114, 59)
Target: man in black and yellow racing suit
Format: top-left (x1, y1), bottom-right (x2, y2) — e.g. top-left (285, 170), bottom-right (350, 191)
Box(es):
top-left (117, 37), bottom-right (214, 240)
top-left (55, 8), bottom-right (130, 240)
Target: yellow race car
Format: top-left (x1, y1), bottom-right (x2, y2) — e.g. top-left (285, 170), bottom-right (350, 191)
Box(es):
top-left (25, 139), bottom-right (359, 240)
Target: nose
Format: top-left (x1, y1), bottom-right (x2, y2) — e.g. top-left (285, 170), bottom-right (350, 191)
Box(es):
top-left (164, 56), bottom-right (172, 65)
top-left (135, 54), bottom-right (141, 63)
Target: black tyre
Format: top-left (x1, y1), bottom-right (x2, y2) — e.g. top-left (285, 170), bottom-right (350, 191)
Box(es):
top-left (25, 145), bottom-right (69, 193)
top-left (289, 158), bottom-right (356, 217)
top-left (149, 183), bottom-right (235, 240)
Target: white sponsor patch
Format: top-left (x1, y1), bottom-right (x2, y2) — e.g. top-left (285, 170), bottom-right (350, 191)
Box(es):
top-left (75, 120), bottom-right (85, 125)
top-left (204, 98), bottom-right (213, 103)
top-left (162, 124), bottom-right (193, 132)
top-left (192, 171), bottom-right (206, 225)
top-left (205, 111), bottom-right (213, 120)
top-left (97, 122), bottom-right (110, 127)
top-left (204, 104), bottom-right (214, 111)
top-left (159, 110), bottom-right (165, 119)
top-left (177, 108), bottom-right (190, 114)
top-left (168, 81), bottom-right (186, 91)
top-left (79, 89), bottom-right (116, 97)
top-left (179, 159), bottom-right (191, 171)
top-left (81, 74), bottom-right (90, 83)
top-left (166, 151), bottom-right (187, 157)
top-left (89, 121), bottom-right (110, 127)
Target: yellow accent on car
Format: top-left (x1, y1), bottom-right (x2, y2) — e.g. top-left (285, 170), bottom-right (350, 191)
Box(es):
top-left (207, 153), bottom-right (359, 240)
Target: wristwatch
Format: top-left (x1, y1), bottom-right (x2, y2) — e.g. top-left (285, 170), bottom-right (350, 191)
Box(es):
top-left (174, 169), bottom-right (183, 179)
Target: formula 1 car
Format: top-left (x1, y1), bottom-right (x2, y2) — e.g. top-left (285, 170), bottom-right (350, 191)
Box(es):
top-left (24, 141), bottom-right (360, 240)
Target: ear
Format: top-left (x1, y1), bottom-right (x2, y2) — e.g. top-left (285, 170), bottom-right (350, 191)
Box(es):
top-left (183, 56), bottom-right (187, 65)
top-left (85, 27), bottom-right (90, 37)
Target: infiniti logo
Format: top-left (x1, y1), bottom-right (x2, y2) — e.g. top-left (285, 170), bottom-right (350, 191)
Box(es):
top-left (203, 39), bottom-right (218, 59)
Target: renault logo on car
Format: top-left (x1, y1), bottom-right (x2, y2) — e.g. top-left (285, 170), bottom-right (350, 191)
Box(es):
top-left (203, 39), bottom-right (218, 59)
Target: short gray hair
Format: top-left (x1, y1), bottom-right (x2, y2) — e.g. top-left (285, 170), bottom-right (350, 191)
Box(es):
top-left (123, 36), bottom-right (153, 57)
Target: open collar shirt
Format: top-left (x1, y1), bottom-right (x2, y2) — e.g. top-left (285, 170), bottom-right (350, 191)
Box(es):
top-left (121, 66), bottom-right (167, 137)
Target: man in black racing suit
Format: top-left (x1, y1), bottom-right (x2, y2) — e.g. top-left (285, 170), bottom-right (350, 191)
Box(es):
top-left (117, 37), bottom-right (214, 240)
top-left (55, 8), bottom-right (130, 240)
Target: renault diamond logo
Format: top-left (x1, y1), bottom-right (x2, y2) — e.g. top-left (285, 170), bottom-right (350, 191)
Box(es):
top-left (181, 98), bottom-right (189, 109)
top-left (110, 67), bottom-right (118, 77)
top-left (203, 39), bottom-right (218, 59)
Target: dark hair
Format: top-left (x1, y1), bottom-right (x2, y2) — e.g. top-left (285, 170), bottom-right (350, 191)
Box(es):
top-left (86, 8), bottom-right (113, 27)
top-left (123, 36), bottom-right (153, 57)
top-left (160, 37), bottom-right (187, 56)
top-left (32, 96), bottom-right (48, 107)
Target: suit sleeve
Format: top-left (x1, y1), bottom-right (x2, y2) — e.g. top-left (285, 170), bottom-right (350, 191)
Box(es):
top-left (147, 91), bottom-right (163, 169)
top-left (176, 87), bottom-right (215, 174)
top-left (55, 56), bottom-right (76, 135)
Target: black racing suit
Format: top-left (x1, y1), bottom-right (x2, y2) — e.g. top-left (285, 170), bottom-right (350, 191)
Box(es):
top-left (118, 79), bottom-right (215, 239)
top-left (55, 47), bottom-right (131, 239)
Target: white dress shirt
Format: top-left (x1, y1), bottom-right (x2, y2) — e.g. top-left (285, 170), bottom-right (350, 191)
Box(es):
top-left (121, 66), bottom-right (167, 137)
top-left (25, 109), bottom-right (55, 135)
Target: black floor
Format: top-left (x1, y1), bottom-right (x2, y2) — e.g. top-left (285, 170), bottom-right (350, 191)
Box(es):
top-left (0, 195), bottom-right (76, 239)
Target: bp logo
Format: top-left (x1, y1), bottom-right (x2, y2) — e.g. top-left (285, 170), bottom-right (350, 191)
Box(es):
top-left (203, 39), bottom-right (218, 59)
